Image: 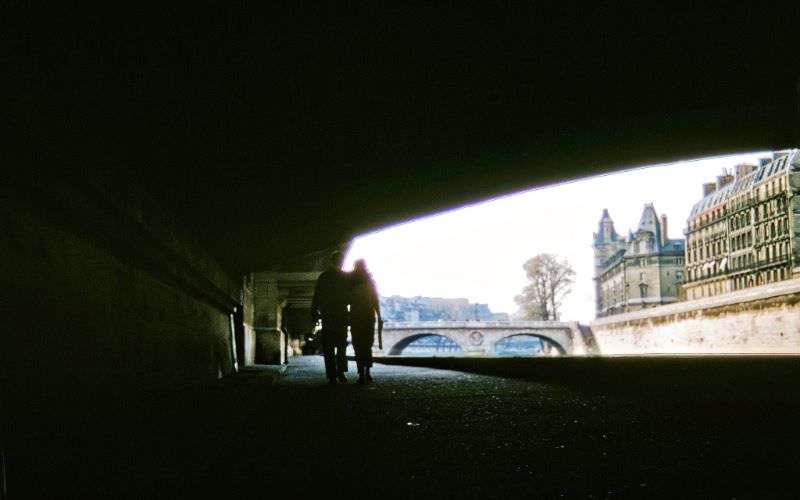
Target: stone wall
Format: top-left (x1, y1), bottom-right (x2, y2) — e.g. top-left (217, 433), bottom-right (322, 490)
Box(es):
top-left (590, 278), bottom-right (800, 354)
top-left (0, 174), bottom-right (240, 397)
top-left (242, 274), bottom-right (258, 366)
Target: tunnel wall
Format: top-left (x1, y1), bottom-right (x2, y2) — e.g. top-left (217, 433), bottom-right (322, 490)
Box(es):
top-left (590, 278), bottom-right (800, 354)
top-left (242, 274), bottom-right (258, 366)
top-left (0, 175), bottom-right (240, 398)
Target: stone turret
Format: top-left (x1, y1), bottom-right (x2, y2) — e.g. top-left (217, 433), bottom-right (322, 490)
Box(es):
top-left (593, 208), bottom-right (625, 316)
top-left (594, 208), bottom-right (617, 245)
top-left (594, 203), bottom-right (685, 318)
top-left (593, 209), bottom-right (622, 270)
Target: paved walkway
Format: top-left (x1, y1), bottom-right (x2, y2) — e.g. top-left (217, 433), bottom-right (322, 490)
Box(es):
top-left (5, 355), bottom-right (800, 499)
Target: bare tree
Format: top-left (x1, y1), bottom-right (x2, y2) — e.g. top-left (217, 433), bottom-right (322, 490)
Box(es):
top-left (514, 253), bottom-right (575, 320)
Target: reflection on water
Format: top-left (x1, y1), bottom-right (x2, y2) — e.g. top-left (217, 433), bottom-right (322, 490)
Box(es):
top-left (400, 334), bottom-right (463, 355)
top-left (494, 335), bottom-right (560, 356)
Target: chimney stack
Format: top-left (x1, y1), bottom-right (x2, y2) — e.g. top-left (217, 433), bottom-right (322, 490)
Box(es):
top-left (735, 163), bottom-right (757, 178)
top-left (660, 214), bottom-right (668, 247)
top-left (703, 182), bottom-right (717, 197)
top-left (716, 170), bottom-right (734, 190)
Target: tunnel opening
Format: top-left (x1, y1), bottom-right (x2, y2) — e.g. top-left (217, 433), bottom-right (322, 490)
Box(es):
top-left (339, 149), bottom-right (800, 357)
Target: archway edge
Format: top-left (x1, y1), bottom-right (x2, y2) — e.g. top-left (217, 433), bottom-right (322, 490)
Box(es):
top-left (387, 332), bottom-right (467, 356)
top-left (492, 333), bottom-right (567, 356)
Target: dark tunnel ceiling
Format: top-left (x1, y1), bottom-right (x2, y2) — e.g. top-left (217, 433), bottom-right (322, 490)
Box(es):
top-left (8, 5), bottom-right (799, 276)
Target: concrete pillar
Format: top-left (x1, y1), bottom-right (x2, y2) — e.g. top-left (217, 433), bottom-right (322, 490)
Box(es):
top-left (252, 273), bottom-right (286, 365)
top-left (245, 271), bottom-right (320, 364)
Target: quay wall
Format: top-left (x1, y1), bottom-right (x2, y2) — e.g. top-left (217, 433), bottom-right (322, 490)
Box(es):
top-left (590, 278), bottom-right (800, 354)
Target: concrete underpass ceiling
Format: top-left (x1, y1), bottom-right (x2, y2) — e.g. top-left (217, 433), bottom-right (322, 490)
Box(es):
top-left (8, 5), bottom-right (799, 276)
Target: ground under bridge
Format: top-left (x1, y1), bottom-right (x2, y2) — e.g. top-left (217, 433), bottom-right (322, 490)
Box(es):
top-left (376, 320), bottom-right (597, 356)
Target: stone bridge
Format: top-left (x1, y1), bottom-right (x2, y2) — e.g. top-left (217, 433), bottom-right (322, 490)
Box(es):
top-left (374, 320), bottom-right (596, 356)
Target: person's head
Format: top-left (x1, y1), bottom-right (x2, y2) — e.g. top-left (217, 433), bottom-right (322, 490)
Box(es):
top-left (353, 259), bottom-right (372, 281)
top-left (331, 251), bottom-right (345, 268)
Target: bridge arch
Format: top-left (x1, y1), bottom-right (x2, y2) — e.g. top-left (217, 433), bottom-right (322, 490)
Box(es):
top-left (388, 333), bottom-right (465, 356)
top-left (492, 333), bottom-right (567, 356)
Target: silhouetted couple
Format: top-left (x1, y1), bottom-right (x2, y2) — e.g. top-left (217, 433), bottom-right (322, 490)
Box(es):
top-left (310, 251), bottom-right (382, 385)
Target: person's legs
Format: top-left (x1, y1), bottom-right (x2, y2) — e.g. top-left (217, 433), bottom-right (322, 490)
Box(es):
top-left (321, 335), bottom-right (337, 383)
top-left (365, 341), bottom-right (374, 368)
top-left (351, 328), bottom-right (370, 383)
top-left (336, 343), bottom-right (348, 383)
top-left (322, 321), bottom-right (347, 383)
top-left (354, 346), bottom-right (366, 383)
top-left (359, 328), bottom-right (375, 382)
top-left (329, 326), bottom-right (348, 382)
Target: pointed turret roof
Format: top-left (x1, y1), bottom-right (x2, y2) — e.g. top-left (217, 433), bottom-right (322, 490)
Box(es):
top-left (594, 208), bottom-right (619, 244)
top-left (635, 203), bottom-right (662, 245)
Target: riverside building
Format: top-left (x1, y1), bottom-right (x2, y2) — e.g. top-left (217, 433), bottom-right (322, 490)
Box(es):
top-left (684, 150), bottom-right (800, 300)
top-left (593, 204), bottom-right (685, 317)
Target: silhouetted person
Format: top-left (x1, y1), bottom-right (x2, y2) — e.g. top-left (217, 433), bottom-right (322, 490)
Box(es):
top-left (349, 259), bottom-right (382, 384)
top-left (311, 251), bottom-right (350, 384)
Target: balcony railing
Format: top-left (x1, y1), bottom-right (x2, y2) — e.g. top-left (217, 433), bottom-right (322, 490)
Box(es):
top-left (684, 255), bottom-right (793, 284)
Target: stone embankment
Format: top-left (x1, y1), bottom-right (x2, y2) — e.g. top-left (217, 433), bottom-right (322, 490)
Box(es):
top-left (590, 278), bottom-right (800, 354)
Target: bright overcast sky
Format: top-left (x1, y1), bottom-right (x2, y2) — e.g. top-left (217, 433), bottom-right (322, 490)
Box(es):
top-left (344, 151), bottom-right (773, 323)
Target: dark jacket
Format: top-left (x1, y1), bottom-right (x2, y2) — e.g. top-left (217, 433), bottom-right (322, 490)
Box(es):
top-left (311, 268), bottom-right (350, 326)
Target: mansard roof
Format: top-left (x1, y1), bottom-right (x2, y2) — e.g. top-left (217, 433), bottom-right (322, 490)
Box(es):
top-left (690, 149), bottom-right (799, 218)
top-left (659, 239), bottom-right (685, 254)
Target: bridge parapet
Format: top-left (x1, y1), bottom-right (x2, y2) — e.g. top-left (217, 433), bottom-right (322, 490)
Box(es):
top-left (379, 320), bottom-right (593, 356)
top-left (383, 320), bottom-right (576, 330)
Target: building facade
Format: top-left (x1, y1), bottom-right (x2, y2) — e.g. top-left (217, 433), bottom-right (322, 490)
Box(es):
top-left (379, 295), bottom-right (509, 322)
top-left (684, 150), bottom-right (800, 300)
top-left (593, 205), bottom-right (685, 317)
